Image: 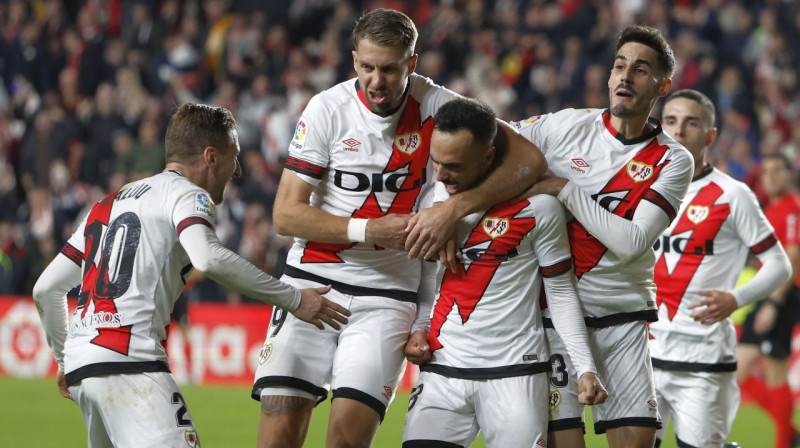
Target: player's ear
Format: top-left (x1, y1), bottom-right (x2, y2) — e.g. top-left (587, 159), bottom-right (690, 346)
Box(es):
top-left (408, 53), bottom-right (418, 74)
top-left (202, 146), bottom-right (216, 167)
top-left (485, 145), bottom-right (497, 167)
top-left (705, 127), bottom-right (718, 147)
top-left (658, 77), bottom-right (672, 97)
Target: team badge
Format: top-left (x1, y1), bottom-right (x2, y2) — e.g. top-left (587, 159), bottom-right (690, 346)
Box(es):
top-left (549, 390), bottom-right (561, 411)
top-left (184, 430), bottom-right (199, 447)
top-left (259, 343), bottom-right (273, 365)
top-left (482, 217), bottom-right (509, 239)
top-left (195, 193), bottom-right (214, 216)
top-left (626, 160), bottom-right (654, 183)
top-left (686, 205), bottom-right (709, 224)
top-left (395, 132), bottom-right (421, 155)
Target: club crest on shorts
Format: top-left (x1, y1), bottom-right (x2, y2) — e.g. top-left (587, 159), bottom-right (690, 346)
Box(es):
top-left (626, 160), bottom-right (654, 183)
top-left (686, 205), bottom-right (709, 224)
top-left (259, 343), bottom-right (273, 365)
top-left (184, 430), bottom-right (199, 447)
top-left (482, 217), bottom-right (509, 239)
top-left (549, 389), bottom-right (562, 410)
top-left (395, 132), bottom-right (421, 155)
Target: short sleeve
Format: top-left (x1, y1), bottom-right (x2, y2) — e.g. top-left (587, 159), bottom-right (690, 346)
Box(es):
top-left (730, 184), bottom-right (778, 252)
top-left (510, 113), bottom-right (558, 156)
top-left (285, 94), bottom-right (331, 186)
top-left (61, 216), bottom-right (88, 267)
top-left (646, 146), bottom-right (694, 222)
top-left (173, 188), bottom-right (215, 237)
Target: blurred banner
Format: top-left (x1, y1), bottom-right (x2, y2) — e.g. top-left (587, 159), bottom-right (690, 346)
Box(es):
top-left (0, 296), bottom-right (418, 391)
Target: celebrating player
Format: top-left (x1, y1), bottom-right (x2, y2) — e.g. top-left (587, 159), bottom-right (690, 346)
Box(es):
top-left (737, 152), bottom-right (800, 448)
top-left (32, 103), bottom-right (350, 447)
top-left (251, 8), bottom-right (546, 448)
top-left (650, 89), bottom-right (791, 448)
top-left (401, 97), bottom-right (605, 448)
top-left (513, 25), bottom-right (694, 448)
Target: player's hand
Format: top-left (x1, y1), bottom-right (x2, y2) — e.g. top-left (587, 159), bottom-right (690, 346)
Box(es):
top-left (405, 202), bottom-right (458, 260)
top-left (753, 300), bottom-right (779, 335)
top-left (292, 285), bottom-right (351, 330)
top-left (527, 176), bottom-right (568, 197)
top-left (577, 372), bottom-right (607, 405)
top-left (365, 214), bottom-right (412, 250)
top-left (56, 370), bottom-right (73, 401)
top-left (436, 237), bottom-right (461, 274)
top-left (688, 290), bottom-right (738, 325)
top-left (403, 330), bottom-right (432, 365)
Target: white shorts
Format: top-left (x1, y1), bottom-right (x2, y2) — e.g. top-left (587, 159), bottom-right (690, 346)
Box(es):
top-left (252, 276), bottom-right (416, 420)
top-left (545, 321), bottom-right (661, 434)
top-left (402, 371), bottom-right (549, 448)
top-left (655, 369), bottom-right (739, 448)
top-left (68, 372), bottom-right (199, 448)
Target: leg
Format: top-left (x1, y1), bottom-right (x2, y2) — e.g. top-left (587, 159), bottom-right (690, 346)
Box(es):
top-left (69, 381), bottom-right (114, 448)
top-left (653, 369), bottom-right (673, 448)
top-left (328, 294), bottom-right (416, 447)
top-left (735, 344), bottom-right (762, 383)
top-left (606, 426), bottom-right (656, 448)
top-left (258, 395), bottom-right (315, 448)
top-left (668, 371), bottom-right (739, 448)
top-left (475, 374), bottom-right (548, 448)
top-left (402, 372), bottom-right (478, 448)
top-left (549, 428), bottom-right (586, 448)
top-left (763, 357), bottom-right (793, 448)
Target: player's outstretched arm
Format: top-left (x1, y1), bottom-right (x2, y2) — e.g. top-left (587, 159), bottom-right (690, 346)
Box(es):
top-left (274, 169), bottom-right (411, 249)
top-left (293, 285), bottom-right (351, 330)
top-left (404, 260), bottom-right (437, 365)
top-left (179, 224), bottom-right (349, 327)
top-left (405, 120), bottom-right (547, 260)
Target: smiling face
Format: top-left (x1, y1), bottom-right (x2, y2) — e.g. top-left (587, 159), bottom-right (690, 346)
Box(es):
top-left (430, 128), bottom-right (495, 196)
top-left (608, 42), bottom-right (671, 120)
top-left (208, 129), bottom-right (242, 203)
top-left (352, 38), bottom-right (417, 115)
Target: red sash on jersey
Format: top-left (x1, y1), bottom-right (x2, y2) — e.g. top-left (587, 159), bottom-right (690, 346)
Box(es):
top-left (302, 95), bottom-right (434, 263)
top-left (654, 182), bottom-right (730, 320)
top-left (78, 191), bottom-right (135, 355)
top-left (429, 200), bottom-right (536, 352)
top-left (569, 140), bottom-right (674, 278)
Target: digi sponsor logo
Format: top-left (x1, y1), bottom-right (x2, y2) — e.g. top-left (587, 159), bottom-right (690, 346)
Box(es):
top-left (549, 389), bottom-right (562, 410)
top-left (482, 217), bottom-right (509, 239)
top-left (395, 132), bottom-right (421, 155)
top-left (195, 193), bottom-right (214, 216)
top-left (626, 160), bottom-right (654, 183)
top-left (686, 205), bottom-right (709, 224)
top-left (184, 430), bottom-right (199, 447)
top-left (258, 343), bottom-right (273, 365)
top-left (382, 386), bottom-right (394, 400)
top-left (342, 138), bottom-right (361, 152)
top-left (571, 158), bottom-right (590, 174)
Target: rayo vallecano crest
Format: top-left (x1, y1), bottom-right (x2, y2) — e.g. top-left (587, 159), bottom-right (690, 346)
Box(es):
top-left (482, 217), bottom-right (509, 239)
top-left (626, 160), bottom-right (654, 182)
top-left (686, 205), bottom-right (709, 224)
top-left (395, 132), bottom-right (421, 155)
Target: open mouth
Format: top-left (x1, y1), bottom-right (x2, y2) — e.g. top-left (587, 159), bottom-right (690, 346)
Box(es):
top-left (615, 87), bottom-right (634, 98)
top-left (444, 183), bottom-right (460, 195)
top-left (369, 91), bottom-right (388, 105)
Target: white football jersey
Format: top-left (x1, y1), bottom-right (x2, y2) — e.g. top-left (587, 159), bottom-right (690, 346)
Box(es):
top-left (282, 74), bottom-right (457, 299)
top-left (424, 193), bottom-right (573, 377)
top-left (60, 172), bottom-right (215, 385)
top-left (650, 167), bottom-right (778, 368)
top-left (513, 109), bottom-right (693, 324)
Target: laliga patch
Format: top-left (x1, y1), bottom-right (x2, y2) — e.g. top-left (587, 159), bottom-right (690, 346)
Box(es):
top-left (259, 343), bottom-right (273, 365)
top-left (290, 120), bottom-right (307, 150)
top-left (549, 390), bottom-right (562, 411)
top-left (184, 430), bottom-right (199, 447)
top-left (482, 217), bottom-right (509, 239)
top-left (395, 132), bottom-right (421, 155)
top-left (626, 160), bottom-right (654, 183)
top-left (195, 193), bottom-right (214, 216)
top-left (686, 205), bottom-right (709, 224)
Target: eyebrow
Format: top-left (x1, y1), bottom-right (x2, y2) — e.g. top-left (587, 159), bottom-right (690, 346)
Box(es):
top-left (615, 55), bottom-right (653, 68)
top-left (430, 154), bottom-right (461, 169)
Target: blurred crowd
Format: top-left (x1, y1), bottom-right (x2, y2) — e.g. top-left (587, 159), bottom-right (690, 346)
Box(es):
top-left (1, 0), bottom-right (799, 300)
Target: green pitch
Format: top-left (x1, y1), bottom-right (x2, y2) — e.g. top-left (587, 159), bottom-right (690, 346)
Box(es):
top-left (3, 376), bottom-right (773, 447)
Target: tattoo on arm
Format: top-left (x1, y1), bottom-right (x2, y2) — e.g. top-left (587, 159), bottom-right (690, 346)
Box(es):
top-left (260, 396), bottom-right (312, 417)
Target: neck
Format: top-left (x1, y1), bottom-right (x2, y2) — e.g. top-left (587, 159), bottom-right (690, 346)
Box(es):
top-left (608, 113), bottom-right (651, 140)
top-left (693, 151), bottom-right (707, 177)
top-left (164, 162), bottom-right (205, 189)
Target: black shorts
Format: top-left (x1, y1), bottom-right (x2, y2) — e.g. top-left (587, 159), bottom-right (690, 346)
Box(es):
top-left (739, 287), bottom-right (800, 359)
top-left (171, 293), bottom-right (190, 326)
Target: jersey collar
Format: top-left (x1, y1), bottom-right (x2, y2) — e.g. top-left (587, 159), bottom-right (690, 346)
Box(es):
top-left (354, 78), bottom-right (410, 117)
top-left (692, 164), bottom-right (714, 182)
top-left (601, 109), bottom-right (663, 145)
